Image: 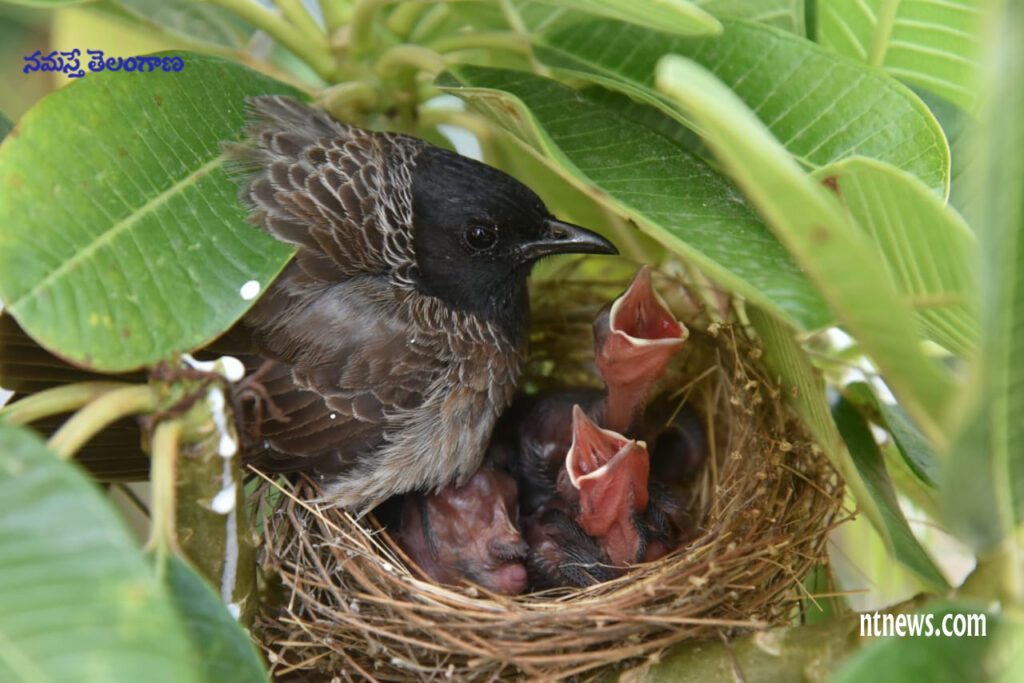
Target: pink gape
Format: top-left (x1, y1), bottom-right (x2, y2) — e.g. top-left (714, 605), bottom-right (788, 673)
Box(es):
top-left (593, 266), bottom-right (689, 433)
top-left (565, 406), bottom-right (652, 568)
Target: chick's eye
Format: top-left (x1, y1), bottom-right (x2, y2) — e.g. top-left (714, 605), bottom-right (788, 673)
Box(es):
top-left (464, 225), bottom-right (498, 251)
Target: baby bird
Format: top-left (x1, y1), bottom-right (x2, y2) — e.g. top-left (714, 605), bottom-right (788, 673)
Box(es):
top-left (523, 407), bottom-right (654, 588)
top-left (514, 267), bottom-right (687, 512)
top-left (226, 96), bottom-right (616, 511)
top-left (644, 405), bottom-right (709, 552)
top-left (564, 406), bottom-right (653, 568)
top-left (392, 467), bottom-right (529, 595)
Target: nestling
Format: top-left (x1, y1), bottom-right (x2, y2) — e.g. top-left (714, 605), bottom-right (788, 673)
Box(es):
top-left (513, 267), bottom-right (687, 512)
top-left (225, 96), bottom-right (617, 510)
top-left (392, 467), bottom-right (529, 595)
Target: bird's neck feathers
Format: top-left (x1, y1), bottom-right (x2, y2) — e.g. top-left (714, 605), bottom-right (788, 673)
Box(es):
top-left (414, 265), bottom-right (532, 345)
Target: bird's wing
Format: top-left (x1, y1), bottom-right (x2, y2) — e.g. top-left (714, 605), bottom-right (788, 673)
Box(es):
top-left (239, 292), bottom-right (446, 476)
top-left (224, 95), bottom-right (422, 281)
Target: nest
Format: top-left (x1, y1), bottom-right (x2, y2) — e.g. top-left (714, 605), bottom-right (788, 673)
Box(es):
top-left (251, 263), bottom-right (845, 681)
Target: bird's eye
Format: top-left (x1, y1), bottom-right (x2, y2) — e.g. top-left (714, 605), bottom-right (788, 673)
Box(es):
top-left (464, 225), bottom-right (498, 251)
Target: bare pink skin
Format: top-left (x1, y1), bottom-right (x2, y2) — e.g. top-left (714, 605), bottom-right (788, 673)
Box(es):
top-left (565, 406), bottom-right (651, 568)
top-left (394, 468), bottom-right (528, 595)
top-left (594, 266), bottom-right (688, 434)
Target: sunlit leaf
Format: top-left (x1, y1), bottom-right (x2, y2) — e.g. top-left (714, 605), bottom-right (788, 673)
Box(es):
top-left (817, 0), bottom-right (983, 113)
top-left (697, 0), bottom-right (806, 34)
top-left (537, 18), bottom-right (949, 193)
top-left (513, 0), bottom-right (722, 36)
top-left (439, 65), bottom-right (829, 329)
top-left (0, 421), bottom-right (200, 683)
top-left (814, 157), bottom-right (976, 355)
top-left (657, 56), bottom-right (956, 441)
top-left (943, 1), bottom-right (1024, 551)
top-left (0, 53), bottom-right (297, 372)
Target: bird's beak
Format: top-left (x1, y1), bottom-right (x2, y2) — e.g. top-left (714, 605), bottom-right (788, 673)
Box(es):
top-left (517, 219), bottom-right (618, 262)
top-left (596, 266), bottom-right (689, 395)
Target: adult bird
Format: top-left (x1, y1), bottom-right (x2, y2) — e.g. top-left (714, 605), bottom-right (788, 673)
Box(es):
top-left (225, 96), bottom-right (617, 511)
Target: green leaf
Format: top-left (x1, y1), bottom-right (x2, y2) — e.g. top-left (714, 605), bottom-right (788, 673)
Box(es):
top-left (0, 421), bottom-right (200, 683)
top-left (0, 0), bottom-right (87, 6)
top-left (0, 112), bottom-right (10, 141)
top-left (0, 52), bottom-right (297, 372)
top-left (96, 0), bottom-right (256, 50)
top-left (514, 0), bottom-right (722, 36)
top-left (697, 0), bottom-right (806, 34)
top-left (814, 157), bottom-right (977, 356)
top-left (845, 381), bottom-right (939, 488)
top-left (943, 0), bottom-right (1024, 552)
top-left (613, 611), bottom-right (862, 682)
top-left (165, 556), bottom-right (267, 683)
top-left (656, 56), bottom-right (955, 442)
top-left (748, 308), bottom-right (947, 589)
top-left (833, 602), bottom-right (1002, 683)
top-left (439, 65), bottom-right (829, 329)
top-left (915, 89), bottom-right (977, 220)
top-left (817, 0), bottom-right (984, 113)
top-left (536, 18), bottom-right (949, 194)
top-left (832, 396), bottom-right (948, 588)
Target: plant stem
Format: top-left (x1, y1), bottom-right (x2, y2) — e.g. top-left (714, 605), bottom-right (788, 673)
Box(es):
top-left (318, 80), bottom-right (379, 115)
top-left (386, 1), bottom-right (429, 38)
top-left (48, 385), bottom-right (158, 460)
top-left (205, 0), bottom-right (335, 80)
top-left (319, 0), bottom-right (353, 33)
top-left (430, 31), bottom-right (529, 55)
top-left (147, 419), bottom-right (184, 575)
top-left (349, 0), bottom-right (394, 56)
top-left (276, 0), bottom-right (326, 41)
top-left (375, 43), bottom-right (446, 78)
top-left (0, 381), bottom-right (132, 425)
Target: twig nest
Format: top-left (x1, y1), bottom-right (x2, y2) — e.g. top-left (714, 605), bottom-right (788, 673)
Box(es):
top-left (252, 265), bottom-right (844, 681)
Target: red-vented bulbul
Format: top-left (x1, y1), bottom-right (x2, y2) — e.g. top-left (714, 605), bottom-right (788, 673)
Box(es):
top-left (225, 96), bottom-right (617, 511)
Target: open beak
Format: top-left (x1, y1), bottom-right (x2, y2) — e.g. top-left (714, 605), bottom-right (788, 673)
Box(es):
top-left (565, 406), bottom-right (650, 537)
top-left (595, 266), bottom-right (688, 392)
top-left (517, 219), bottom-right (618, 262)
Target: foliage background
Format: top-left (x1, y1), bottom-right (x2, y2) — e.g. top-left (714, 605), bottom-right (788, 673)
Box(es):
top-left (0, 0), bottom-right (1021, 681)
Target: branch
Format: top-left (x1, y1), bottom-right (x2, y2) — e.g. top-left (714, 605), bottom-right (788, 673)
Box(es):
top-left (0, 381), bottom-right (132, 425)
top-left (205, 0), bottom-right (334, 80)
top-left (47, 385), bottom-right (158, 459)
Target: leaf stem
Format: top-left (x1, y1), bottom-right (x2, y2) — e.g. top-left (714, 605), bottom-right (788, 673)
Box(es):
top-left (276, 0), bottom-right (327, 41)
top-left (205, 0), bottom-right (335, 80)
top-left (319, 0), bottom-right (354, 33)
top-left (430, 31), bottom-right (529, 55)
top-left (0, 381), bottom-right (132, 425)
top-left (146, 419), bottom-right (184, 573)
top-left (349, 0), bottom-right (395, 56)
top-left (48, 385), bottom-right (158, 460)
top-left (375, 44), bottom-right (447, 79)
top-left (386, 1), bottom-right (430, 38)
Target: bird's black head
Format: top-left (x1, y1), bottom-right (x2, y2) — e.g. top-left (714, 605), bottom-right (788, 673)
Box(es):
top-left (410, 146), bottom-right (616, 339)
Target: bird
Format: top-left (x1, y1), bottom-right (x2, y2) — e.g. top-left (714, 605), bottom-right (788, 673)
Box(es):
top-left (523, 500), bottom-right (617, 589)
top-left (391, 466), bottom-right (529, 595)
top-left (223, 95), bottom-right (617, 511)
top-left (512, 266), bottom-right (687, 513)
top-left (643, 405), bottom-right (709, 551)
top-left (563, 406), bottom-right (653, 568)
